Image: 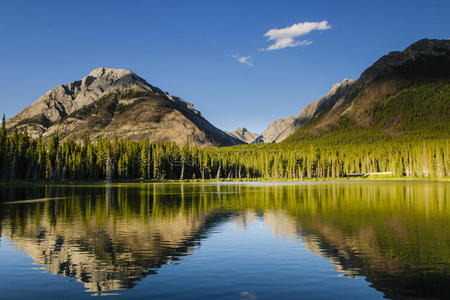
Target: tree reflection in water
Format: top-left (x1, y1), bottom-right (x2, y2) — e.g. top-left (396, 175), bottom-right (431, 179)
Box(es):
top-left (0, 181), bottom-right (449, 298)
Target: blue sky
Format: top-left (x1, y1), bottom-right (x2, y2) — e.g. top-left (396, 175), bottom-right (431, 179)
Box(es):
top-left (1, 0), bottom-right (449, 133)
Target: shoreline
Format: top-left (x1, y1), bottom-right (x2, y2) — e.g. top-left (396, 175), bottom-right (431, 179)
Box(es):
top-left (1, 176), bottom-right (449, 186)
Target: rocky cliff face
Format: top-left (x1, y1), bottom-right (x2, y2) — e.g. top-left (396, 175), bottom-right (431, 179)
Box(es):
top-left (263, 38), bottom-right (450, 142)
top-left (297, 78), bottom-right (355, 125)
top-left (6, 67), bottom-right (242, 147)
top-left (8, 68), bottom-right (153, 130)
top-left (273, 78), bottom-right (355, 142)
top-left (254, 116), bottom-right (296, 143)
top-left (227, 127), bottom-right (259, 143)
top-left (306, 38), bottom-right (450, 132)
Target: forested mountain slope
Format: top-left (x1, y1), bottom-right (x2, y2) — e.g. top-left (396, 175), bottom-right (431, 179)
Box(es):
top-left (284, 80), bottom-right (450, 145)
top-left (296, 38), bottom-right (450, 135)
top-left (1, 39), bottom-right (449, 181)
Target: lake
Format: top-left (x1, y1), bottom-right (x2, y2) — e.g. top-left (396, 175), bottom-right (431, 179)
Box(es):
top-left (0, 181), bottom-right (449, 299)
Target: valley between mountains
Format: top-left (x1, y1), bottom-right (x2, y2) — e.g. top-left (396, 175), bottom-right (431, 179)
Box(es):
top-left (1, 38), bottom-right (449, 180)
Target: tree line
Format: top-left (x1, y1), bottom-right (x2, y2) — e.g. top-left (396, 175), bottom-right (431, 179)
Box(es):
top-left (1, 115), bottom-right (448, 181)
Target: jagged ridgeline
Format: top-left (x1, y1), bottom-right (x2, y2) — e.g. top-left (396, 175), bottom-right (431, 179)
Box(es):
top-left (0, 39), bottom-right (449, 180)
top-left (285, 38), bottom-right (450, 140)
top-left (5, 67), bottom-right (242, 147)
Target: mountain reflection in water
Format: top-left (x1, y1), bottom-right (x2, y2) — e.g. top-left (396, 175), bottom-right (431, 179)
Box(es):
top-left (0, 182), bottom-right (449, 299)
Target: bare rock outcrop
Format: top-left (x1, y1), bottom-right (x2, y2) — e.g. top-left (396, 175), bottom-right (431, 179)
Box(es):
top-left (262, 38), bottom-right (450, 142)
top-left (307, 38), bottom-right (450, 132)
top-left (273, 78), bottom-right (355, 142)
top-left (254, 116), bottom-right (296, 143)
top-left (6, 67), bottom-right (242, 147)
top-left (227, 127), bottom-right (259, 143)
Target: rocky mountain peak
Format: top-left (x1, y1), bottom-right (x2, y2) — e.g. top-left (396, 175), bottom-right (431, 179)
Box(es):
top-left (403, 38), bottom-right (450, 57)
top-left (87, 67), bottom-right (134, 78)
top-left (254, 116), bottom-right (296, 143)
top-left (6, 68), bottom-right (243, 147)
top-left (358, 39), bottom-right (450, 87)
top-left (297, 78), bottom-right (356, 122)
top-left (81, 67), bottom-right (152, 92)
top-left (324, 78), bottom-right (355, 99)
top-left (265, 78), bottom-right (356, 143)
top-left (300, 38), bottom-right (450, 134)
top-left (7, 67), bottom-right (155, 129)
top-left (227, 127), bottom-right (259, 144)
top-left (235, 127), bottom-right (248, 134)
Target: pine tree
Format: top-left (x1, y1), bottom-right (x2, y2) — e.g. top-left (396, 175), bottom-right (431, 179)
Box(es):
top-left (0, 114), bottom-right (6, 179)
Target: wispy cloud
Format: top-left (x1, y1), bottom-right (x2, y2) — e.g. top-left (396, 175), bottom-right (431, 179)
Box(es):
top-left (231, 54), bottom-right (253, 66)
top-left (263, 20), bottom-right (331, 51)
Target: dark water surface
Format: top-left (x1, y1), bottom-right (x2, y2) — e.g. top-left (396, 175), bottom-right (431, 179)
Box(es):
top-left (0, 181), bottom-right (449, 299)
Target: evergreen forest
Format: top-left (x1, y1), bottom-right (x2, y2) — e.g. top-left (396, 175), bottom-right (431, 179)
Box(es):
top-left (1, 81), bottom-right (449, 181)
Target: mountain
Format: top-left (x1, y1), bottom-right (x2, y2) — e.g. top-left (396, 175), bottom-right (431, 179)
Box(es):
top-left (279, 38), bottom-right (450, 143)
top-left (254, 116), bottom-right (296, 143)
top-left (6, 67), bottom-right (242, 147)
top-left (227, 127), bottom-right (259, 143)
top-left (272, 79), bottom-right (355, 143)
top-left (300, 38), bottom-right (450, 135)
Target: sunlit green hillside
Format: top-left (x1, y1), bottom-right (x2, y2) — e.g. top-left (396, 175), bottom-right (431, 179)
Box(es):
top-left (1, 81), bottom-right (449, 181)
top-left (284, 80), bottom-right (450, 146)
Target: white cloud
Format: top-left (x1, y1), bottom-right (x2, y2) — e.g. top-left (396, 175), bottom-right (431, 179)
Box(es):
top-left (231, 54), bottom-right (253, 66)
top-left (263, 20), bottom-right (330, 51)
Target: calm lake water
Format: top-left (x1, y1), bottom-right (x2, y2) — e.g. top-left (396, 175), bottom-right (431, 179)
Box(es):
top-left (0, 181), bottom-right (449, 299)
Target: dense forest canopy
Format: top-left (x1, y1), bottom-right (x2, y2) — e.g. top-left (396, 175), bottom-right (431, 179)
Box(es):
top-left (1, 81), bottom-right (449, 181)
top-left (0, 120), bottom-right (448, 181)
